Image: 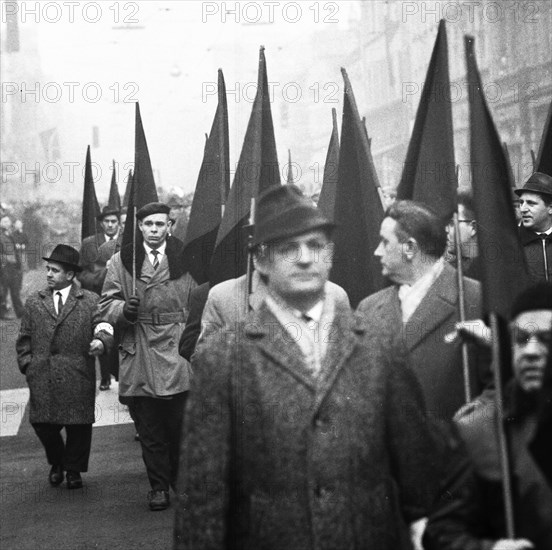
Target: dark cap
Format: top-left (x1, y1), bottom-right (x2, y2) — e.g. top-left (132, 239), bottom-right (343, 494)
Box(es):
top-left (511, 282), bottom-right (552, 319)
top-left (96, 205), bottom-right (121, 220)
top-left (514, 172), bottom-right (552, 198)
top-left (252, 185), bottom-right (334, 247)
top-left (136, 202), bottom-right (171, 220)
top-left (42, 244), bottom-right (82, 272)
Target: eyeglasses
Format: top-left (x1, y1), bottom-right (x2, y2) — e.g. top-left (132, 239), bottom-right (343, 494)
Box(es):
top-left (510, 328), bottom-right (552, 347)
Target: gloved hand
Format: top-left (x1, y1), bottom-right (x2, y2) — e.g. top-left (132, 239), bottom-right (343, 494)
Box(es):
top-left (123, 295), bottom-right (140, 322)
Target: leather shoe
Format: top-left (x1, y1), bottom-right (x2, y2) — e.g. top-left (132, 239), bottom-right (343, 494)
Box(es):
top-left (66, 470), bottom-right (83, 490)
top-left (148, 490), bottom-right (170, 511)
top-left (99, 378), bottom-right (111, 391)
top-left (48, 465), bottom-right (64, 486)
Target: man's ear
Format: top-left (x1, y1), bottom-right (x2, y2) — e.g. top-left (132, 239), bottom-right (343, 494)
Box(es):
top-left (403, 238), bottom-right (417, 260)
top-left (469, 220), bottom-right (477, 237)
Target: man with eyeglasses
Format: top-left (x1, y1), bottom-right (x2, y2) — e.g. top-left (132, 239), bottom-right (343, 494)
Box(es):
top-left (424, 283), bottom-right (552, 550)
top-left (446, 190), bottom-right (481, 281)
top-left (175, 186), bottom-right (441, 550)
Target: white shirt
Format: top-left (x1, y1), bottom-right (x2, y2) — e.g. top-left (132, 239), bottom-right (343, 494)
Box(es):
top-left (52, 285), bottom-right (71, 314)
top-left (143, 241), bottom-right (166, 268)
top-left (104, 231), bottom-right (119, 243)
top-left (265, 290), bottom-right (335, 375)
top-left (398, 258), bottom-right (445, 323)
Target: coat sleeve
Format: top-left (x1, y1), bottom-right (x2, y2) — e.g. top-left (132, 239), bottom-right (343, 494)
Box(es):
top-left (179, 283), bottom-right (209, 362)
top-left (384, 354), bottom-right (446, 523)
top-left (174, 334), bottom-right (233, 549)
top-left (15, 298), bottom-right (33, 375)
top-left (193, 288), bottom-right (225, 353)
top-left (422, 432), bottom-right (496, 550)
top-left (98, 254), bottom-right (131, 328)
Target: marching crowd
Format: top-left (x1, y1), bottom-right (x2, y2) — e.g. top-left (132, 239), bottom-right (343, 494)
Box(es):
top-left (5, 169), bottom-right (552, 549)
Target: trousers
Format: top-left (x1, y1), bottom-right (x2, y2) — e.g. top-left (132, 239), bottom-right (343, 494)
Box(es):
top-left (130, 392), bottom-right (187, 492)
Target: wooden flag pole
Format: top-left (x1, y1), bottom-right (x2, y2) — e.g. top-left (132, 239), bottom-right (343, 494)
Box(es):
top-left (132, 205), bottom-right (137, 294)
top-left (453, 211), bottom-right (472, 403)
top-left (489, 312), bottom-right (515, 538)
top-left (245, 198), bottom-right (255, 314)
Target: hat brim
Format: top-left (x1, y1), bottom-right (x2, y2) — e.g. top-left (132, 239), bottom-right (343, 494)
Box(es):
top-left (514, 187), bottom-right (552, 197)
top-left (42, 256), bottom-right (83, 272)
top-left (96, 209), bottom-right (121, 220)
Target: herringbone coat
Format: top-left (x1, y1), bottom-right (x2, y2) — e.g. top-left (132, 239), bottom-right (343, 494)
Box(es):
top-left (16, 284), bottom-right (111, 424)
top-left (174, 301), bottom-right (442, 550)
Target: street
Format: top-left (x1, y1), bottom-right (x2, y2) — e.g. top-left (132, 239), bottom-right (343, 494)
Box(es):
top-left (0, 271), bottom-right (174, 550)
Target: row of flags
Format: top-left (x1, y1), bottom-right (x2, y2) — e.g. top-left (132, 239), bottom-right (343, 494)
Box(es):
top-left (79, 21), bottom-right (551, 531)
top-left (80, 21), bottom-right (551, 317)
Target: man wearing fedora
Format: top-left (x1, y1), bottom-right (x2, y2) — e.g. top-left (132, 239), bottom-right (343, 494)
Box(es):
top-left (99, 202), bottom-right (196, 511)
top-left (79, 204), bottom-right (122, 390)
top-left (16, 244), bottom-right (113, 489)
top-left (515, 171), bottom-right (552, 284)
top-left (175, 186), bottom-right (441, 549)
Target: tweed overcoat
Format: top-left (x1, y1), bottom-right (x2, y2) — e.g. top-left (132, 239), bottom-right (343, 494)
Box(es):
top-left (98, 245), bottom-right (196, 397)
top-left (174, 301), bottom-right (442, 550)
top-left (357, 263), bottom-right (489, 423)
top-left (16, 284), bottom-right (111, 424)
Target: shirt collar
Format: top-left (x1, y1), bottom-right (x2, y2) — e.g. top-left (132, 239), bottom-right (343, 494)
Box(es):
top-left (52, 284), bottom-right (72, 302)
top-left (143, 241), bottom-right (167, 256)
top-left (536, 226), bottom-right (552, 236)
top-left (265, 289), bottom-right (325, 322)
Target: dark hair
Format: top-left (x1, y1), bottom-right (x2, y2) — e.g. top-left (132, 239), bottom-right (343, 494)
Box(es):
top-left (385, 200), bottom-right (447, 259)
top-left (457, 189), bottom-right (475, 220)
top-left (511, 283), bottom-right (552, 319)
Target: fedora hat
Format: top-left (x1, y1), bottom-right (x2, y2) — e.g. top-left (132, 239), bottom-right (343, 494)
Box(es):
top-left (42, 244), bottom-right (82, 272)
top-left (96, 205), bottom-right (121, 220)
top-left (514, 172), bottom-right (552, 198)
top-left (252, 185), bottom-right (334, 247)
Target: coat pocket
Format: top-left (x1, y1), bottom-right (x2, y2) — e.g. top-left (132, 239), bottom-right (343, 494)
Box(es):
top-left (119, 341), bottom-right (136, 359)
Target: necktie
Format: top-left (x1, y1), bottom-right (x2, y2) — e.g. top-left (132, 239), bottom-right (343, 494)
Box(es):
top-left (56, 291), bottom-right (63, 317)
top-left (151, 250), bottom-right (159, 270)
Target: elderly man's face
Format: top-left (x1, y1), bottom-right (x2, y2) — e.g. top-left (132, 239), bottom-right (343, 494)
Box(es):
top-left (519, 192), bottom-right (552, 232)
top-left (511, 309), bottom-right (552, 393)
top-left (446, 205), bottom-right (476, 255)
top-left (256, 229), bottom-right (333, 303)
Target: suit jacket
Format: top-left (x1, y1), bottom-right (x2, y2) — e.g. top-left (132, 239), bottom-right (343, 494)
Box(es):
top-left (79, 233), bottom-right (107, 294)
top-left (196, 272), bottom-right (350, 348)
top-left (175, 299), bottom-right (442, 550)
top-left (178, 282), bottom-right (210, 362)
top-left (357, 262), bottom-right (488, 423)
top-left (16, 283), bottom-right (112, 424)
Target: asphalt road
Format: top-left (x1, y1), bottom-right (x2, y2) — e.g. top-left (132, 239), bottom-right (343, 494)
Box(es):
top-left (1, 271), bottom-right (175, 550)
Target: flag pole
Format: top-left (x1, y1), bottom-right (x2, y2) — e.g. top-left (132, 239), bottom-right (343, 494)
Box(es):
top-left (489, 312), bottom-right (515, 538)
top-left (132, 205), bottom-right (137, 294)
top-left (453, 211), bottom-right (471, 403)
top-left (245, 197), bottom-right (255, 314)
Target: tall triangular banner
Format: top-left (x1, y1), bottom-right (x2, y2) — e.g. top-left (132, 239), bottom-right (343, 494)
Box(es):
top-left (209, 47), bottom-right (281, 285)
top-left (465, 36), bottom-right (529, 318)
top-left (318, 108), bottom-right (340, 221)
top-left (121, 103), bottom-right (159, 274)
top-left (122, 169), bottom-right (133, 209)
top-left (182, 69), bottom-right (230, 285)
top-left (330, 69), bottom-right (385, 308)
top-left (81, 145), bottom-right (101, 241)
top-left (107, 160), bottom-right (122, 212)
top-left (396, 19), bottom-right (456, 221)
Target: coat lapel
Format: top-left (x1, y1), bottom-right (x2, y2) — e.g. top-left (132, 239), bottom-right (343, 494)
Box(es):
top-left (314, 304), bottom-right (365, 411)
top-left (245, 306), bottom-right (318, 391)
top-left (56, 284), bottom-right (81, 325)
top-left (39, 289), bottom-right (58, 320)
top-left (404, 263), bottom-right (458, 351)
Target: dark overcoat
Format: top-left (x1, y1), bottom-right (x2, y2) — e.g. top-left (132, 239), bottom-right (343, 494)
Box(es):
top-left (175, 301), bottom-right (442, 550)
top-left (16, 284), bottom-right (111, 424)
top-left (357, 263), bottom-right (488, 423)
top-left (519, 225), bottom-right (552, 284)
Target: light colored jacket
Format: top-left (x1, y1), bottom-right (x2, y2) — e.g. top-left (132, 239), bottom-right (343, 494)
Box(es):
top-left (99, 250), bottom-right (195, 397)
